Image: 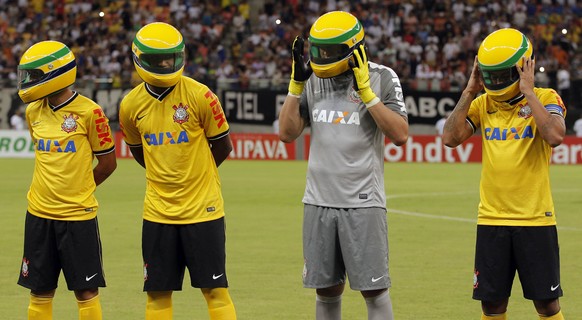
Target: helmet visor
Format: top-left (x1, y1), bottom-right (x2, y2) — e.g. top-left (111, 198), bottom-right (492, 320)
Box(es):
top-left (481, 66), bottom-right (520, 91)
top-left (135, 52), bottom-right (185, 75)
top-left (18, 69), bottom-right (47, 90)
top-left (309, 43), bottom-right (353, 65)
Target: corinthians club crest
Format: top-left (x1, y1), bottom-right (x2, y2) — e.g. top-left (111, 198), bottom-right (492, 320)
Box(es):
top-left (61, 113), bottom-right (79, 133)
top-left (173, 103), bottom-right (189, 124)
top-left (518, 105), bottom-right (533, 119)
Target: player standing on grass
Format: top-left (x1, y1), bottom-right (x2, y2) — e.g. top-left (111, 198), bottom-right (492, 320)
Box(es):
top-left (118, 22), bottom-right (236, 320)
top-left (279, 11), bottom-right (408, 320)
top-left (17, 40), bottom-right (117, 320)
top-left (443, 28), bottom-right (566, 320)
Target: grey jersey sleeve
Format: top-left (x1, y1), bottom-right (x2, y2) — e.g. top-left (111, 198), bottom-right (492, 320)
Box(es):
top-left (371, 62), bottom-right (408, 119)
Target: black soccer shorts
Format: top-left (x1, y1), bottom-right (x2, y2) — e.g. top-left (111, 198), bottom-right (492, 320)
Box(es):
top-left (472, 225), bottom-right (562, 301)
top-left (18, 212), bottom-right (106, 291)
top-left (142, 217), bottom-right (229, 291)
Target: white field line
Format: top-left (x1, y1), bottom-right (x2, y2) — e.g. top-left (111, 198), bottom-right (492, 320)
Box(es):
top-left (387, 191), bottom-right (582, 232)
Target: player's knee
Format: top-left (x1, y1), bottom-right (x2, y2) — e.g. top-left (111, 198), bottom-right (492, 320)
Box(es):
top-left (316, 284), bottom-right (345, 297)
top-left (74, 288), bottom-right (98, 301)
top-left (31, 289), bottom-right (56, 299)
top-left (146, 291), bottom-right (173, 310)
top-left (534, 298), bottom-right (561, 317)
top-left (482, 299), bottom-right (509, 314)
top-left (202, 288), bottom-right (233, 309)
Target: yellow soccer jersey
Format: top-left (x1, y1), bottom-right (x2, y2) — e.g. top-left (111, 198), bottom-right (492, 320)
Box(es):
top-left (467, 88), bottom-right (566, 226)
top-left (119, 76), bottom-right (229, 224)
top-left (25, 92), bottom-right (115, 221)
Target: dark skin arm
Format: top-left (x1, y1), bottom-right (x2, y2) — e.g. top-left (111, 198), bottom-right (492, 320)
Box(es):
top-left (210, 134), bottom-right (233, 167)
top-left (129, 145), bottom-right (146, 169)
top-left (442, 56), bottom-right (482, 148)
top-left (516, 57), bottom-right (565, 147)
top-left (93, 151), bottom-right (117, 185)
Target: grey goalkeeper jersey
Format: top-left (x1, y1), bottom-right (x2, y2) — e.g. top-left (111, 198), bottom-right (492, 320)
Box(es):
top-left (299, 62), bottom-right (407, 208)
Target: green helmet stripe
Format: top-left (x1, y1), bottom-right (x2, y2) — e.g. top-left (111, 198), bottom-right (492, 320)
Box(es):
top-left (18, 46), bottom-right (71, 70)
top-left (481, 35), bottom-right (529, 70)
top-left (309, 21), bottom-right (362, 44)
top-left (133, 38), bottom-right (185, 54)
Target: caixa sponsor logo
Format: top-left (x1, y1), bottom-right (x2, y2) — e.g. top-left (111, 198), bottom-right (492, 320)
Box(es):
top-left (37, 139), bottom-right (76, 152)
top-left (484, 126), bottom-right (534, 140)
top-left (144, 131), bottom-right (189, 146)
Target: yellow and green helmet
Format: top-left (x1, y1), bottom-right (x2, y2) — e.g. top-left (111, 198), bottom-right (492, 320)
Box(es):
top-left (478, 28), bottom-right (533, 102)
top-left (18, 41), bottom-right (77, 103)
top-left (308, 11), bottom-right (365, 78)
top-left (132, 22), bottom-right (185, 87)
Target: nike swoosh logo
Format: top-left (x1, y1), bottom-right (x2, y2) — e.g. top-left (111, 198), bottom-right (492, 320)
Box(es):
top-left (32, 121), bottom-right (42, 126)
top-left (212, 273), bottom-right (224, 280)
top-left (136, 114), bottom-right (146, 120)
top-left (487, 110), bottom-right (497, 114)
top-left (85, 273), bottom-right (98, 281)
top-left (551, 284), bottom-right (560, 291)
top-left (371, 275), bottom-right (385, 283)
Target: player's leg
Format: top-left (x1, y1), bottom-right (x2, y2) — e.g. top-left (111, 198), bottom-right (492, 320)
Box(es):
top-left (59, 218), bottom-right (106, 320)
top-left (534, 299), bottom-right (564, 319)
top-left (362, 289), bottom-right (393, 320)
top-left (142, 221), bottom-right (186, 320)
top-left (181, 217), bottom-right (236, 319)
top-left (303, 205), bottom-right (345, 320)
top-left (316, 284), bottom-right (345, 320)
top-left (28, 290), bottom-right (56, 320)
top-left (338, 207), bottom-right (392, 320)
top-left (513, 226), bottom-right (563, 319)
top-left (18, 212), bottom-right (61, 320)
top-left (201, 287), bottom-right (236, 320)
top-left (146, 291), bottom-right (173, 320)
top-left (75, 289), bottom-right (102, 320)
top-left (473, 226), bottom-right (515, 319)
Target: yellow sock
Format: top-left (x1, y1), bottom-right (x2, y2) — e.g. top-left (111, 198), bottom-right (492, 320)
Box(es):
top-left (202, 288), bottom-right (237, 320)
top-left (77, 295), bottom-right (102, 320)
top-left (28, 294), bottom-right (53, 320)
top-left (540, 310), bottom-right (565, 320)
top-left (145, 291), bottom-right (173, 320)
top-left (482, 313), bottom-right (507, 320)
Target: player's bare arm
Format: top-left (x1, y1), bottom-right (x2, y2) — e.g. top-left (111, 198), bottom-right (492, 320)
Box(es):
top-left (443, 56), bottom-right (482, 148)
top-left (129, 145), bottom-right (146, 169)
top-left (279, 97), bottom-right (306, 143)
top-left (94, 151), bottom-right (117, 186)
top-left (368, 106), bottom-right (408, 146)
top-left (210, 134), bottom-right (233, 167)
top-left (517, 57), bottom-right (566, 147)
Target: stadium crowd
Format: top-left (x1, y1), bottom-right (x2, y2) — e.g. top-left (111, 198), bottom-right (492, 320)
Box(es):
top-left (1, 0), bottom-right (581, 109)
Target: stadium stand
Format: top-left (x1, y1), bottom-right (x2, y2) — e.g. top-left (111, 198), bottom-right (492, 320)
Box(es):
top-left (1, 0), bottom-right (581, 129)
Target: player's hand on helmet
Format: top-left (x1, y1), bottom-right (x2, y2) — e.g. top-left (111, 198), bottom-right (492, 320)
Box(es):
top-left (288, 36), bottom-right (312, 97)
top-left (349, 44), bottom-right (380, 108)
top-left (517, 56), bottom-right (535, 96)
top-left (465, 56), bottom-right (484, 95)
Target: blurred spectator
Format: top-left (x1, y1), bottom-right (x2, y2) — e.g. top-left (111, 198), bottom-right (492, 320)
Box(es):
top-left (10, 108), bottom-right (25, 130)
top-left (556, 64), bottom-right (571, 106)
top-left (574, 114), bottom-right (582, 137)
top-left (0, 0), bottom-right (580, 114)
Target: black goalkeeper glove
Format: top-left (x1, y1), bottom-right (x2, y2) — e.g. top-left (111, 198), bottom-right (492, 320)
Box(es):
top-left (288, 36), bottom-right (312, 97)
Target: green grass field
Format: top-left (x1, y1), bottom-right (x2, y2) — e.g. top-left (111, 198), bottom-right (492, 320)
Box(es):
top-left (1, 159), bottom-right (581, 319)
